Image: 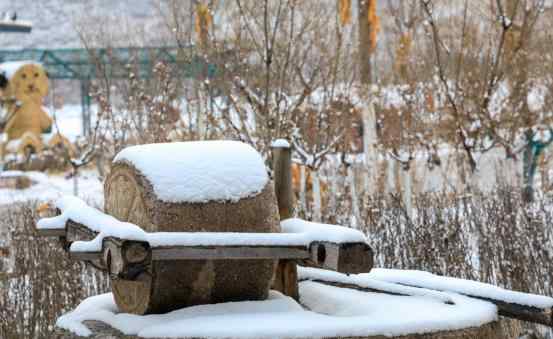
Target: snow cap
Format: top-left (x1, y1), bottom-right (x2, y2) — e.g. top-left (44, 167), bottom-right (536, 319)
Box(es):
top-left (271, 139), bottom-right (290, 148)
top-left (113, 140), bottom-right (269, 203)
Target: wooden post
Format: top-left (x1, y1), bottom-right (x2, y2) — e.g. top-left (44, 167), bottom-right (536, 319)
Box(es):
top-left (271, 140), bottom-right (299, 300)
top-left (272, 141), bottom-right (294, 220)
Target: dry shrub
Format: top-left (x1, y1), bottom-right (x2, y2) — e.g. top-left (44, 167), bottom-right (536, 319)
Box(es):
top-left (0, 201), bottom-right (109, 339)
top-left (350, 186), bottom-right (553, 338)
top-left (1, 188), bottom-right (552, 338)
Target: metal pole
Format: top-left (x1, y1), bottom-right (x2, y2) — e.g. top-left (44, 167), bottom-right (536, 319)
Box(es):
top-left (80, 79), bottom-right (91, 137)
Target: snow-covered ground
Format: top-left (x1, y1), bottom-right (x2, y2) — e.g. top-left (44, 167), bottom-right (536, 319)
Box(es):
top-left (47, 104), bottom-right (90, 143)
top-left (57, 280), bottom-right (497, 338)
top-left (0, 170), bottom-right (102, 206)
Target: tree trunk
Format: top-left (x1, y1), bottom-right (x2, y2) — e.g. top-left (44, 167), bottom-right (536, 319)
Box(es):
top-left (362, 100), bottom-right (378, 196)
top-left (540, 147), bottom-right (549, 192)
top-left (328, 170), bottom-right (338, 223)
top-left (72, 167), bottom-right (79, 197)
top-left (357, 0), bottom-right (372, 84)
top-left (196, 86), bottom-right (206, 140)
top-left (522, 146), bottom-right (533, 202)
top-left (299, 165), bottom-right (307, 214)
top-left (311, 169), bottom-right (322, 222)
top-left (455, 150), bottom-right (467, 195)
top-left (348, 165), bottom-right (360, 228)
top-left (400, 165), bottom-right (413, 219)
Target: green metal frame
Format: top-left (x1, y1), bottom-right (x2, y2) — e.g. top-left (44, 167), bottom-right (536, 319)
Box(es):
top-left (0, 47), bottom-right (217, 135)
top-left (0, 47), bottom-right (216, 80)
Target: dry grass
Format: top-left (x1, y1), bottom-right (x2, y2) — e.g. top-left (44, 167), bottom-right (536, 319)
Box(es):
top-left (0, 201), bottom-right (109, 339)
top-left (1, 186), bottom-right (552, 338)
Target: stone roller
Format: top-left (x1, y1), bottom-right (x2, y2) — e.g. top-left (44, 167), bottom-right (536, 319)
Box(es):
top-left (103, 141), bottom-right (281, 314)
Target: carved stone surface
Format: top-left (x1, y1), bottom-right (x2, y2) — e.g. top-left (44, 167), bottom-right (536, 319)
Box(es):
top-left (55, 320), bottom-right (508, 339)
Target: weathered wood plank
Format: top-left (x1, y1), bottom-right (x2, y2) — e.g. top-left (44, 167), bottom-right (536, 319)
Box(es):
top-left (492, 299), bottom-right (552, 327)
top-left (65, 238), bottom-right (372, 266)
top-left (69, 251), bottom-right (102, 261)
top-left (40, 215), bottom-right (371, 274)
top-left (66, 221), bottom-right (98, 243)
top-left (305, 241), bottom-right (373, 274)
top-left (123, 242), bottom-right (149, 264)
top-left (35, 228), bottom-right (65, 237)
top-left (151, 245), bottom-right (309, 260)
top-left (39, 211), bottom-right (372, 274)
top-left (273, 260), bottom-right (299, 301)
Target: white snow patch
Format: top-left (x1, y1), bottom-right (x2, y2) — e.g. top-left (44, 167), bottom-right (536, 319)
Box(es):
top-left (299, 267), bottom-right (455, 305)
top-left (271, 139), bottom-right (290, 148)
top-left (0, 170), bottom-right (26, 178)
top-left (367, 268), bottom-right (553, 309)
top-left (281, 218), bottom-right (367, 244)
top-left (299, 281), bottom-right (496, 337)
top-left (113, 141), bottom-right (269, 203)
top-left (0, 170), bottom-right (103, 206)
top-left (57, 283), bottom-right (497, 338)
top-left (37, 197), bottom-right (369, 252)
top-left (0, 60), bottom-right (41, 79)
top-left (37, 195), bottom-right (148, 252)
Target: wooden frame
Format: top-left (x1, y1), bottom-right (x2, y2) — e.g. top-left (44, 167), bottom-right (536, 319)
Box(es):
top-left (38, 219), bottom-right (373, 275)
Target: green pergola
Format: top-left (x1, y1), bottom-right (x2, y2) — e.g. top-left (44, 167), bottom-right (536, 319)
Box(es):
top-left (0, 47), bottom-right (216, 134)
top-left (0, 47), bottom-right (217, 79)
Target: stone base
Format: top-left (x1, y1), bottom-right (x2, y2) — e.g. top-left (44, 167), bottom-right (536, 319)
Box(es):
top-left (56, 320), bottom-right (509, 339)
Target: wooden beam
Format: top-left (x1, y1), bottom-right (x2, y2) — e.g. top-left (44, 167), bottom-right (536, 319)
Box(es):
top-left (68, 244), bottom-right (308, 262)
top-left (69, 251), bottom-right (102, 261)
top-left (124, 242), bottom-right (149, 264)
top-left (306, 242), bottom-right (373, 274)
top-left (35, 228), bottom-right (65, 237)
top-left (273, 260), bottom-right (299, 301)
top-left (39, 216), bottom-right (372, 275)
top-left (492, 299), bottom-right (552, 327)
top-left (151, 245), bottom-right (309, 261)
top-left (66, 221), bottom-right (98, 242)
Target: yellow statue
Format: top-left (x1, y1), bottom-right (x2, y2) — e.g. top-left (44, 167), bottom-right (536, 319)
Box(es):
top-left (0, 62), bottom-right (74, 171)
top-left (0, 61), bottom-right (52, 141)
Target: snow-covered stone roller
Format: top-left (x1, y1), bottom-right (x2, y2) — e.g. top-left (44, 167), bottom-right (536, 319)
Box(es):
top-left (103, 141), bottom-right (281, 314)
